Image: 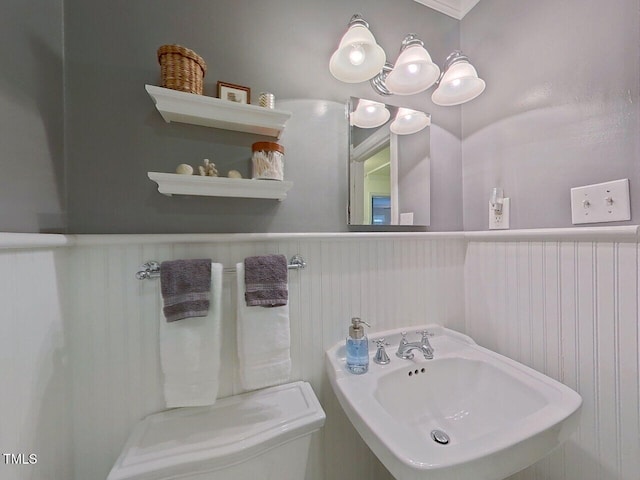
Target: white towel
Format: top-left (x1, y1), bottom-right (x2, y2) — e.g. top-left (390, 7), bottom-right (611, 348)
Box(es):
top-left (236, 263), bottom-right (291, 390)
top-left (159, 263), bottom-right (223, 407)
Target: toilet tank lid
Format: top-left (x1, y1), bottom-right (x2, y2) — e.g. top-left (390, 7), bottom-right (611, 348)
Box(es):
top-left (107, 381), bottom-right (326, 480)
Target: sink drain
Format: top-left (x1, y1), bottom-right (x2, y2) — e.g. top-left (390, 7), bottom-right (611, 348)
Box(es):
top-left (430, 429), bottom-right (450, 445)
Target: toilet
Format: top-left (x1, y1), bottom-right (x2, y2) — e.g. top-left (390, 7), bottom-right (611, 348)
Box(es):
top-left (107, 381), bottom-right (325, 480)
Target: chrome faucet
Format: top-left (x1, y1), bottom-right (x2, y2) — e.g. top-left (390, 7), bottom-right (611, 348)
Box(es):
top-left (396, 330), bottom-right (434, 360)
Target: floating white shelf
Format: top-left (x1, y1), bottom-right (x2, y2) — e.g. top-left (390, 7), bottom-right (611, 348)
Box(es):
top-left (148, 172), bottom-right (293, 201)
top-left (145, 85), bottom-right (292, 138)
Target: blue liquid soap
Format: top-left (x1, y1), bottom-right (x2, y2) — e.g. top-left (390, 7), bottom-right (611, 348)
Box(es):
top-left (346, 317), bottom-right (370, 374)
top-left (346, 337), bottom-right (369, 374)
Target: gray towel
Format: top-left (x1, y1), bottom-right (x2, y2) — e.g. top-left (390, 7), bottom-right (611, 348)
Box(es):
top-left (161, 259), bottom-right (211, 322)
top-left (244, 254), bottom-right (288, 307)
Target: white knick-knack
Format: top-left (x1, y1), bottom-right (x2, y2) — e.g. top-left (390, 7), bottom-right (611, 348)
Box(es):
top-left (198, 159), bottom-right (218, 177)
top-left (175, 164), bottom-right (193, 175)
top-left (227, 170), bottom-right (242, 179)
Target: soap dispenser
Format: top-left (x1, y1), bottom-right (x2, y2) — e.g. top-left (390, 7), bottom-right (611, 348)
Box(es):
top-left (346, 317), bottom-right (370, 374)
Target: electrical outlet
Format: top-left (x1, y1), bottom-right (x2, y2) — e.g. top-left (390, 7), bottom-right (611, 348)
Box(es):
top-left (399, 212), bottom-right (414, 225)
top-left (489, 198), bottom-right (510, 230)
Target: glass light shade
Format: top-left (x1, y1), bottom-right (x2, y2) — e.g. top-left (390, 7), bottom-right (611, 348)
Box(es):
top-left (350, 99), bottom-right (390, 128)
top-left (329, 25), bottom-right (386, 83)
top-left (431, 61), bottom-right (486, 106)
top-left (385, 45), bottom-right (440, 95)
top-left (390, 108), bottom-right (431, 135)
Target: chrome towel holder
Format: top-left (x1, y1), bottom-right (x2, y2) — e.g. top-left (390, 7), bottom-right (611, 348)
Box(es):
top-left (135, 254), bottom-right (307, 280)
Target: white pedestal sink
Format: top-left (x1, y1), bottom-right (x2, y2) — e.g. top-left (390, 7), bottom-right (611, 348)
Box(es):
top-left (325, 325), bottom-right (582, 480)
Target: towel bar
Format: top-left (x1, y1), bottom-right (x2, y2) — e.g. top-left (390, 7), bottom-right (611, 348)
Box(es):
top-left (135, 254), bottom-right (307, 280)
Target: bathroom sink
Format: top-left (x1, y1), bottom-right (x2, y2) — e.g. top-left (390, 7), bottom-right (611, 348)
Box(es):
top-left (325, 325), bottom-right (582, 480)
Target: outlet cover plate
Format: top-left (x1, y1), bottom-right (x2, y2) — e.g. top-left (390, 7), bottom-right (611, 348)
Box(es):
top-left (489, 198), bottom-right (510, 230)
top-left (571, 179), bottom-right (630, 224)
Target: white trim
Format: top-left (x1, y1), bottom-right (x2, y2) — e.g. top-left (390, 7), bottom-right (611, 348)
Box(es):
top-left (71, 232), bottom-right (466, 246)
top-left (365, 161), bottom-right (390, 177)
top-left (0, 233), bottom-right (72, 250)
top-left (390, 133), bottom-right (399, 225)
top-left (0, 226), bottom-right (638, 250)
top-left (465, 225), bottom-right (640, 242)
top-left (413, 0), bottom-right (481, 20)
top-left (351, 126), bottom-right (390, 163)
top-left (66, 226), bottom-right (640, 245)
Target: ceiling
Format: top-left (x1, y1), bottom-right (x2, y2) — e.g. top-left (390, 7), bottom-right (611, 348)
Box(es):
top-left (413, 0), bottom-right (481, 20)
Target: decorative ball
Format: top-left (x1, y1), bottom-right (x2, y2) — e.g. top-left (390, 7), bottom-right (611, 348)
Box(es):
top-left (175, 164), bottom-right (193, 175)
top-left (227, 170), bottom-right (243, 179)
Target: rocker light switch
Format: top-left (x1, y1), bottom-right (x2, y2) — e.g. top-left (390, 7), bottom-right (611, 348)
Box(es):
top-left (570, 179), bottom-right (630, 224)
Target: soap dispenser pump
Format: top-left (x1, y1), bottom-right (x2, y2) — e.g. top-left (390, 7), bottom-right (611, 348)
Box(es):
top-left (346, 317), bottom-right (371, 374)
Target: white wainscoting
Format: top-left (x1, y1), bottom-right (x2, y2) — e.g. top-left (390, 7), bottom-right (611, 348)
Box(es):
top-left (5, 230), bottom-right (635, 480)
top-left (66, 236), bottom-right (467, 480)
top-left (465, 240), bottom-right (640, 480)
top-left (0, 247), bottom-right (73, 480)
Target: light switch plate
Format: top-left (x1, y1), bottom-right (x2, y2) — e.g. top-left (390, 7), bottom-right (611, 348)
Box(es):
top-left (571, 179), bottom-right (630, 224)
top-left (489, 198), bottom-right (510, 230)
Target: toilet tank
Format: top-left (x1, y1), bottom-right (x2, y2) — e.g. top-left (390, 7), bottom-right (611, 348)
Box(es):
top-left (107, 381), bottom-right (325, 480)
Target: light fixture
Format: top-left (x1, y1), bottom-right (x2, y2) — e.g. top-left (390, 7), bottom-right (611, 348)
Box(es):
top-left (350, 99), bottom-right (390, 128)
top-left (329, 14), bottom-right (386, 83)
top-left (432, 50), bottom-right (486, 106)
top-left (382, 34), bottom-right (440, 96)
top-left (369, 62), bottom-right (394, 96)
top-left (390, 108), bottom-right (431, 135)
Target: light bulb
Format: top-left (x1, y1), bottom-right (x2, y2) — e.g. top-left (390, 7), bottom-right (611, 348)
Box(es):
top-left (351, 99), bottom-right (390, 128)
top-left (390, 108), bottom-right (430, 135)
top-left (384, 41), bottom-right (440, 95)
top-left (431, 52), bottom-right (486, 106)
top-left (349, 44), bottom-right (366, 66)
top-left (407, 63), bottom-right (419, 74)
top-left (329, 16), bottom-right (386, 83)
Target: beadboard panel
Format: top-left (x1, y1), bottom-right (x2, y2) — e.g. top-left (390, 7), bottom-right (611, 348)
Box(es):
top-left (4, 233), bottom-right (636, 480)
top-left (465, 240), bottom-right (640, 480)
top-left (67, 237), bottom-right (466, 480)
top-left (0, 248), bottom-right (73, 480)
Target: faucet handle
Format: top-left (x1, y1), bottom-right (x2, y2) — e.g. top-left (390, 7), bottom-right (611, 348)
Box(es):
top-left (373, 339), bottom-right (391, 365)
top-left (418, 330), bottom-right (435, 359)
top-left (375, 338), bottom-right (389, 347)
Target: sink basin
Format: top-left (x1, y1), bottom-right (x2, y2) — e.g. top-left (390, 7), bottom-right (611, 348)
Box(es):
top-left (325, 325), bottom-right (582, 480)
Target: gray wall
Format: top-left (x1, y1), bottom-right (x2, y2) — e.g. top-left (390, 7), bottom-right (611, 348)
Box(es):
top-left (461, 0), bottom-right (640, 230)
top-left (65, 0), bottom-right (462, 233)
top-left (0, 0), bottom-right (65, 233)
top-left (6, 0), bottom-right (637, 234)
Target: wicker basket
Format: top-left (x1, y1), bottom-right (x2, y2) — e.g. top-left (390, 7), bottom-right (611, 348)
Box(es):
top-left (157, 44), bottom-right (207, 95)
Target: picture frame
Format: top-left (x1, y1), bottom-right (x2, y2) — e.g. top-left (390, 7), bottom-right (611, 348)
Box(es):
top-left (217, 81), bottom-right (251, 104)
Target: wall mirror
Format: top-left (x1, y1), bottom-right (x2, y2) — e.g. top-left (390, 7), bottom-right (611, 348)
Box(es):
top-left (348, 97), bottom-right (431, 228)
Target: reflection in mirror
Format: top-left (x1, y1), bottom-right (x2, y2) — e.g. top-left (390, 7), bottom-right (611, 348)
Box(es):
top-left (348, 97), bottom-right (431, 228)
